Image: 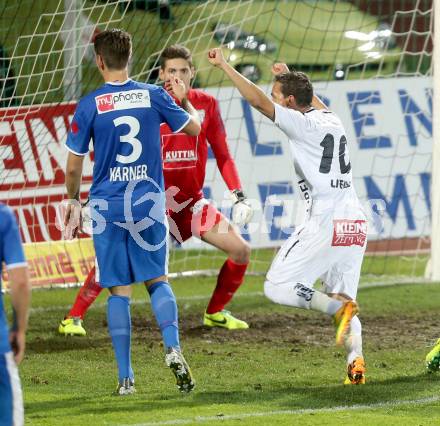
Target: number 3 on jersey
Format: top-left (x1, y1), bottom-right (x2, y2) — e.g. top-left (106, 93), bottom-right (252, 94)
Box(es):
top-left (114, 116), bottom-right (142, 164)
top-left (319, 133), bottom-right (351, 174)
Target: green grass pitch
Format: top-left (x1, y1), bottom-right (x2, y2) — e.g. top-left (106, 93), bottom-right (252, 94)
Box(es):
top-left (5, 251), bottom-right (440, 425)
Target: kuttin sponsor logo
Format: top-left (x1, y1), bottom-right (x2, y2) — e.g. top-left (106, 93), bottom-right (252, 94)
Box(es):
top-left (332, 219), bottom-right (367, 247)
top-left (164, 150), bottom-right (196, 162)
top-left (95, 90), bottom-right (151, 114)
top-left (161, 132), bottom-right (198, 170)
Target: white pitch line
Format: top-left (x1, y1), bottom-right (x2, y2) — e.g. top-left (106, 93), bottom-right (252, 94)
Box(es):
top-left (118, 395), bottom-right (440, 426)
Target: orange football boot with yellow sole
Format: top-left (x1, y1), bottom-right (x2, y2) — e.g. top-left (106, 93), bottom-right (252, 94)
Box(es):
top-left (344, 356), bottom-right (366, 385)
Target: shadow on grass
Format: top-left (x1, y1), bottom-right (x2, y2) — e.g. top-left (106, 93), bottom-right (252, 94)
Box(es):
top-left (25, 371), bottom-right (438, 421)
top-left (27, 335), bottom-right (111, 353)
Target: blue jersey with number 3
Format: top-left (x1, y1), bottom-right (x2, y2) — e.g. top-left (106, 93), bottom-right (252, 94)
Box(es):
top-left (65, 79), bottom-right (190, 222)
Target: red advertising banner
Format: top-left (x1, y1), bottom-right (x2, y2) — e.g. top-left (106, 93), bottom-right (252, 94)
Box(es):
top-left (0, 103), bottom-right (93, 243)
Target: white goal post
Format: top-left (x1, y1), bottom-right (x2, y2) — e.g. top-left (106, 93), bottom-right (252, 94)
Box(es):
top-left (429, 0), bottom-right (440, 280)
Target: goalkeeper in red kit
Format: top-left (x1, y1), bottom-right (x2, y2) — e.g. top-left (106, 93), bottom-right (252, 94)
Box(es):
top-left (59, 45), bottom-right (253, 335)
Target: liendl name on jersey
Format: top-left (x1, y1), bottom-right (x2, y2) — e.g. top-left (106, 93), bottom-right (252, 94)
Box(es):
top-left (330, 179), bottom-right (351, 189)
top-left (109, 164), bottom-right (148, 182)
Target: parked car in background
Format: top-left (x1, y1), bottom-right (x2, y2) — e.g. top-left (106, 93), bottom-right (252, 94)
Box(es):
top-left (140, 0), bottom-right (401, 87)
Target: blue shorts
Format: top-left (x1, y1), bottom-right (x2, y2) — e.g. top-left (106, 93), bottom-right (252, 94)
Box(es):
top-left (0, 352), bottom-right (24, 426)
top-left (93, 221), bottom-right (168, 287)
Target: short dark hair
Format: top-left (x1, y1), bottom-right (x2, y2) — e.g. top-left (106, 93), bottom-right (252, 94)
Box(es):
top-left (274, 71), bottom-right (313, 107)
top-left (94, 29), bottom-right (131, 70)
top-left (160, 44), bottom-right (193, 69)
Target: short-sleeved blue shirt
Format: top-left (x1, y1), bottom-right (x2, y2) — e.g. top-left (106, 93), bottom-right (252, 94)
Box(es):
top-left (0, 204), bottom-right (26, 354)
top-left (65, 79), bottom-right (190, 222)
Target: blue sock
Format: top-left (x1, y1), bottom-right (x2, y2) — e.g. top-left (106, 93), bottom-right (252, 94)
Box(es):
top-left (148, 281), bottom-right (180, 351)
top-left (107, 295), bottom-right (133, 382)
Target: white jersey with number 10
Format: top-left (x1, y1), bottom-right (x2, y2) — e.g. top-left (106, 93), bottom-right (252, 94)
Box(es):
top-left (274, 103), bottom-right (361, 215)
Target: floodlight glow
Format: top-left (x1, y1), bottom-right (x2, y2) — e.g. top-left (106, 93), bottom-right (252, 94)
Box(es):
top-left (358, 41), bottom-right (375, 52)
top-left (366, 51), bottom-right (382, 59)
top-left (344, 30), bottom-right (372, 41)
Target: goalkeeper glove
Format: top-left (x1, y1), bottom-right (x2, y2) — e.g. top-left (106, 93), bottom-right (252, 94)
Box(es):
top-left (231, 189), bottom-right (253, 227)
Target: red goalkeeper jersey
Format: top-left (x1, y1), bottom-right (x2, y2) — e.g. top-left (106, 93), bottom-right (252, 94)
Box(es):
top-left (161, 88), bottom-right (241, 202)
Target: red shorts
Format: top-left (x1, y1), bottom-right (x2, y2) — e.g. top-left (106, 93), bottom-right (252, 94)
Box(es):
top-left (167, 197), bottom-right (224, 243)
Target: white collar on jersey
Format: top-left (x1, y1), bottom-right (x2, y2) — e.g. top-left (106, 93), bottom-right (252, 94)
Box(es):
top-left (105, 78), bottom-right (132, 86)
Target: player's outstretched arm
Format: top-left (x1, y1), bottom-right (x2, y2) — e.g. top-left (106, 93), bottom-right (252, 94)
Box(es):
top-left (272, 63), bottom-right (329, 111)
top-left (65, 152), bottom-right (84, 201)
top-left (180, 97), bottom-right (201, 136)
top-left (170, 77), bottom-right (201, 136)
top-left (205, 100), bottom-right (253, 226)
top-left (311, 95), bottom-right (329, 111)
top-left (8, 266), bottom-right (30, 365)
top-left (64, 152), bottom-right (85, 239)
top-left (208, 48), bottom-right (275, 121)
top-left (271, 62), bottom-right (290, 76)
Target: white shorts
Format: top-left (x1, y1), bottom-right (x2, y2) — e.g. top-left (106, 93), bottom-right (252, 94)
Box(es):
top-left (266, 211), bottom-right (367, 300)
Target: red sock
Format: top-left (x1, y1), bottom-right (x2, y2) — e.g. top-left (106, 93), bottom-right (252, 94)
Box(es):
top-left (206, 258), bottom-right (248, 314)
top-left (68, 266), bottom-right (103, 319)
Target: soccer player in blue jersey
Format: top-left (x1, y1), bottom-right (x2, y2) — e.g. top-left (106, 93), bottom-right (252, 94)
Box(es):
top-left (0, 203), bottom-right (31, 426)
top-left (63, 29), bottom-right (201, 395)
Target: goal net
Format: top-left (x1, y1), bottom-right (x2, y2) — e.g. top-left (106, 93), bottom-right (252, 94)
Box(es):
top-left (0, 0), bottom-right (433, 288)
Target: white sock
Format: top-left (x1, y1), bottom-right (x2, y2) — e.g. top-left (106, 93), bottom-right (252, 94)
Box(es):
top-left (310, 291), bottom-right (343, 316)
top-left (264, 281), bottom-right (343, 315)
top-left (344, 315), bottom-right (363, 364)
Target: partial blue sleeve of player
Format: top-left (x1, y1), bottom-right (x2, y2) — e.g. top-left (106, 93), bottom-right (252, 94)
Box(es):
top-left (0, 204), bottom-right (26, 356)
top-left (0, 205), bottom-right (26, 270)
top-left (154, 87), bottom-right (190, 133)
top-left (0, 206), bottom-right (26, 426)
top-left (65, 99), bottom-right (93, 156)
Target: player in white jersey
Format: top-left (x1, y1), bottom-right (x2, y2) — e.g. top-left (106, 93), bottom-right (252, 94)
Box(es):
top-left (208, 51), bottom-right (367, 384)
